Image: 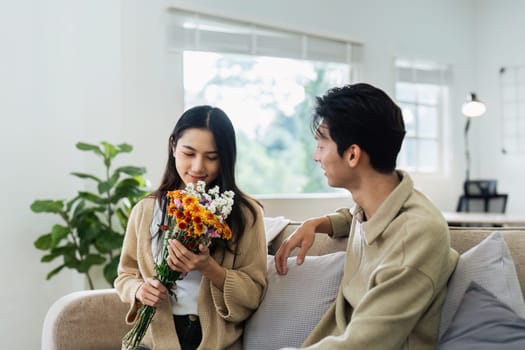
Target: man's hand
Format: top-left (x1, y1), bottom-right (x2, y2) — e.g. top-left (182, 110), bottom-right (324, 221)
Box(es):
top-left (275, 216), bottom-right (333, 275)
top-left (274, 223), bottom-right (317, 275)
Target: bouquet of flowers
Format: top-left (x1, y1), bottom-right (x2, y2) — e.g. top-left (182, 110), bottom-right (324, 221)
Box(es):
top-left (123, 181), bottom-right (234, 349)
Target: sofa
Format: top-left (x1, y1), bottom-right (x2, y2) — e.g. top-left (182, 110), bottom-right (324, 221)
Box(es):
top-left (42, 223), bottom-right (525, 350)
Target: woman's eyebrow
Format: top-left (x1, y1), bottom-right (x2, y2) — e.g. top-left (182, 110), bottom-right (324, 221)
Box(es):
top-left (180, 144), bottom-right (218, 154)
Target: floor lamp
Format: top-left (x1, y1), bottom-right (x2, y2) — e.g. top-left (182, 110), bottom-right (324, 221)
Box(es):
top-left (462, 92), bottom-right (486, 181)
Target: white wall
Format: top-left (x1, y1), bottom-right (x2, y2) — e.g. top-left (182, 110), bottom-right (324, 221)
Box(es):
top-left (1, 0), bottom-right (521, 348)
top-left (1, 1), bottom-right (124, 348)
top-left (475, 0), bottom-right (525, 213)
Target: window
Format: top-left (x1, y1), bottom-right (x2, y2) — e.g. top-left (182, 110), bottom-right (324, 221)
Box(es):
top-left (395, 59), bottom-right (451, 173)
top-left (499, 65), bottom-right (525, 154)
top-left (167, 8), bottom-right (362, 194)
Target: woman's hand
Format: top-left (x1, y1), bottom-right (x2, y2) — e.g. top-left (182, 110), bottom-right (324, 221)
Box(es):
top-left (166, 239), bottom-right (211, 273)
top-left (136, 277), bottom-right (169, 307)
top-left (166, 239), bottom-right (226, 291)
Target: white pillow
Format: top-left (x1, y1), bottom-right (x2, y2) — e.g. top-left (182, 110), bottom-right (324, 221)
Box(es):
top-left (439, 231), bottom-right (525, 340)
top-left (243, 252), bottom-right (346, 350)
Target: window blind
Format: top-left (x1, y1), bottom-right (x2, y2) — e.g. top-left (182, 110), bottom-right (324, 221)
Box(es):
top-left (167, 9), bottom-right (362, 65)
top-left (396, 59), bottom-right (452, 85)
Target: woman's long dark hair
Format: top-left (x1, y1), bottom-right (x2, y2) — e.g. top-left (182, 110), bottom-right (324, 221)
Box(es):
top-left (154, 105), bottom-right (261, 246)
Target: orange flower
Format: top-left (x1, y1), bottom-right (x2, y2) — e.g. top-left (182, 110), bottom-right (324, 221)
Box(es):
top-left (168, 205), bottom-right (178, 216)
top-left (175, 210), bottom-right (185, 220)
top-left (177, 220), bottom-right (188, 231)
top-left (183, 195), bottom-right (198, 207)
top-left (194, 223), bottom-right (205, 236)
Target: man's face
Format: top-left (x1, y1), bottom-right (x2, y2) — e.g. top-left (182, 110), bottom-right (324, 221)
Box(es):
top-left (313, 123), bottom-right (351, 189)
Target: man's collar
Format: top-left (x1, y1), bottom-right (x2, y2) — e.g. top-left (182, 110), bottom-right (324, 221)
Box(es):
top-left (355, 171), bottom-right (413, 245)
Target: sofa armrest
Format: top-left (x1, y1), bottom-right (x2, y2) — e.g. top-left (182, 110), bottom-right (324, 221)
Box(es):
top-left (42, 288), bottom-right (130, 350)
top-left (269, 221), bottom-right (348, 256)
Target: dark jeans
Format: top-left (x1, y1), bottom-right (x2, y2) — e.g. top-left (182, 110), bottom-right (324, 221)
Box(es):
top-left (173, 315), bottom-right (202, 350)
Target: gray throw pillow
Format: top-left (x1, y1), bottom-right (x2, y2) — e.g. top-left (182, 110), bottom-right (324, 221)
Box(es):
top-left (243, 252), bottom-right (346, 350)
top-left (439, 231), bottom-right (525, 339)
top-left (437, 281), bottom-right (525, 350)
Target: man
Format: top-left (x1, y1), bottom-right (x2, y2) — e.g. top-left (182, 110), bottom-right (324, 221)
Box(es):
top-left (275, 83), bottom-right (458, 349)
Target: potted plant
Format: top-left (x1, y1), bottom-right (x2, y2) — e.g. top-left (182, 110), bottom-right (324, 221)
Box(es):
top-left (31, 141), bottom-right (149, 289)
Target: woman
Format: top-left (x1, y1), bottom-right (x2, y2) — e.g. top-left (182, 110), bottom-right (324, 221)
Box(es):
top-left (115, 106), bottom-right (267, 350)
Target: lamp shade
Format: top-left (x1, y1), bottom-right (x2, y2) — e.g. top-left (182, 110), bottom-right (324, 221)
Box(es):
top-left (462, 92), bottom-right (486, 117)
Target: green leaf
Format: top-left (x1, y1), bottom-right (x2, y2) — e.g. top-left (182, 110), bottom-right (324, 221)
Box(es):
top-left (63, 249), bottom-right (80, 269)
top-left (30, 200), bottom-right (64, 214)
top-left (46, 265), bottom-right (65, 280)
top-left (98, 172), bottom-right (119, 194)
top-left (111, 178), bottom-right (148, 203)
top-left (134, 175), bottom-right (147, 187)
top-left (117, 143), bottom-right (133, 153)
top-left (78, 191), bottom-right (107, 205)
top-left (41, 250), bottom-right (62, 262)
top-left (66, 195), bottom-right (81, 213)
top-left (34, 234), bottom-right (52, 250)
top-left (115, 166), bottom-right (146, 177)
top-left (101, 141), bottom-right (118, 160)
top-left (76, 142), bottom-right (103, 156)
top-left (70, 172), bottom-right (102, 183)
top-left (76, 216), bottom-right (105, 244)
top-left (96, 232), bottom-right (124, 252)
top-left (50, 224), bottom-right (70, 248)
top-left (103, 256), bottom-right (120, 285)
top-left (98, 181), bottom-right (111, 194)
top-left (71, 205), bottom-right (105, 220)
top-left (71, 199), bottom-right (86, 219)
top-left (53, 245), bottom-right (76, 257)
top-left (115, 207), bottom-right (129, 230)
top-left (77, 254), bottom-right (106, 272)
top-left (41, 255), bottom-right (55, 263)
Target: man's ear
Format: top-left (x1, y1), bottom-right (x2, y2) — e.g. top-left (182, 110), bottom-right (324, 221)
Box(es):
top-left (346, 144), bottom-right (361, 167)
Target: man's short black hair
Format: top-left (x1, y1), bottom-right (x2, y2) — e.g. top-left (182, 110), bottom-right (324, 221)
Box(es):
top-left (313, 83), bottom-right (406, 173)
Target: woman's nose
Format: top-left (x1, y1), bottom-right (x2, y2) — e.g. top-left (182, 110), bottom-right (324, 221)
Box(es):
top-left (192, 156), bottom-right (205, 171)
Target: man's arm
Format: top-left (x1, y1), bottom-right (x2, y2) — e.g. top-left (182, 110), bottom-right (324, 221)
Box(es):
top-left (274, 216), bottom-right (332, 275)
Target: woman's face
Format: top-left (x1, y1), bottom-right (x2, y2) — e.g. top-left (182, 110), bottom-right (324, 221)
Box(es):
top-left (173, 128), bottom-right (220, 187)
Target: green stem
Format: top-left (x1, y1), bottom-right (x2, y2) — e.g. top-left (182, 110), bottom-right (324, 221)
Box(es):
top-left (85, 271), bottom-right (94, 290)
top-left (122, 305), bottom-right (157, 349)
top-left (105, 160), bottom-right (113, 233)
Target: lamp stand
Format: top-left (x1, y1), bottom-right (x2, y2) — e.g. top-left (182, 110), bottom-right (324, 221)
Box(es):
top-left (464, 117), bottom-right (471, 181)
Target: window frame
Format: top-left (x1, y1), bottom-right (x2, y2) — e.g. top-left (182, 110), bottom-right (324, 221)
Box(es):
top-left (395, 59), bottom-right (452, 175)
top-left (166, 5), bottom-right (364, 196)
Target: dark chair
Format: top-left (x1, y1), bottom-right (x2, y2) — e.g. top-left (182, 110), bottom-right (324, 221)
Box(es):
top-left (456, 179), bottom-right (508, 213)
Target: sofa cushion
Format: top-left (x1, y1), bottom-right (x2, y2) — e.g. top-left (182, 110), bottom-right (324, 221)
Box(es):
top-left (437, 281), bottom-right (525, 350)
top-left (439, 231), bottom-right (525, 339)
top-left (243, 252), bottom-right (346, 350)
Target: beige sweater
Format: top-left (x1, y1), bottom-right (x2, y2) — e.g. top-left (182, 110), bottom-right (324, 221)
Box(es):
top-left (303, 171), bottom-right (459, 350)
top-left (115, 196), bottom-right (267, 350)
